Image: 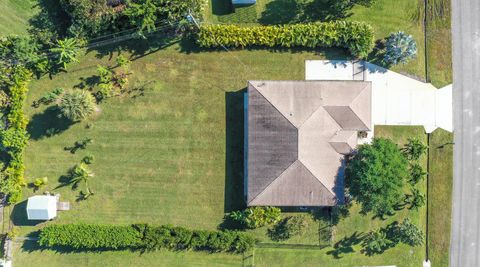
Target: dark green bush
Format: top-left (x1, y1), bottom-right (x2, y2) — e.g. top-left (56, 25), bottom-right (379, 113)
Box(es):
top-left (230, 206), bottom-right (281, 229)
top-left (39, 223), bottom-right (256, 253)
top-left (38, 224), bottom-right (143, 249)
top-left (196, 22), bottom-right (374, 58)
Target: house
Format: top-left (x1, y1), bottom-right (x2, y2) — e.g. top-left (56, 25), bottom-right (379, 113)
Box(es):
top-left (26, 195), bottom-right (57, 220)
top-left (245, 80), bottom-right (372, 207)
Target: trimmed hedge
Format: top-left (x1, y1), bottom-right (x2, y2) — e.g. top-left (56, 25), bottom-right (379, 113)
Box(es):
top-left (39, 224), bottom-right (256, 253)
top-left (0, 65), bottom-right (31, 204)
top-left (196, 22), bottom-right (374, 58)
top-left (38, 224), bottom-right (143, 250)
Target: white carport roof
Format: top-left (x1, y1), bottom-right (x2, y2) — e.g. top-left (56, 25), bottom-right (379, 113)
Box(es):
top-left (305, 60), bottom-right (453, 133)
top-left (26, 195), bottom-right (57, 220)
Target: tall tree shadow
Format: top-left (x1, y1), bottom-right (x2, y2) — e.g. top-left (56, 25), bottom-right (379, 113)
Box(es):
top-left (224, 89), bottom-right (247, 214)
top-left (27, 106), bottom-right (74, 140)
top-left (326, 231), bottom-right (365, 259)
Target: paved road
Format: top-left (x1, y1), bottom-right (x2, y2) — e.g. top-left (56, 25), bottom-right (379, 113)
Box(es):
top-left (450, 0), bottom-right (480, 266)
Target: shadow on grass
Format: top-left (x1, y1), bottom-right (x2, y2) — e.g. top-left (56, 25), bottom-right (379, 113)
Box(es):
top-left (224, 89), bottom-right (247, 215)
top-left (259, 0), bottom-right (302, 25)
top-left (11, 201), bottom-right (43, 227)
top-left (212, 0), bottom-right (234, 15)
top-left (326, 231), bottom-right (365, 259)
top-left (87, 33), bottom-right (180, 61)
top-left (27, 106), bottom-right (74, 140)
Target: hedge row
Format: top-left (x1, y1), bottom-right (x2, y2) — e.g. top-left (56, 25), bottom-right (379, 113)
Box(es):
top-left (196, 22), bottom-right (374, 58)
top-left (0, 65), bottom-right (31, 204)
top-left (38, 224), bottom-right (256, 253)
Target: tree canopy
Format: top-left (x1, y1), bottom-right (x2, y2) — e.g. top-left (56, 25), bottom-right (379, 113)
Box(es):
top-left (345, 138), bottom-right (409, 216)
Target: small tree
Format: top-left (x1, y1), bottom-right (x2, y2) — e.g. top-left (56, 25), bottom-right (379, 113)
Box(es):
top-left (403, 138), bottom-right (427, 161)
top-left (406, 188), bottom-right (426, 210)
top-left (229, 207), bottom-right (281, 229)
top-left (409, 163), bottom-right (426, 185)
top-left (268, 215), bottom-right (309, 241)
top-left (345, 138), bottom-right (409, 216)
top-left (58, 90), bottom-right (96, 121)
top-left (383, 31), bottom-right (417, 65)
top-left (362, 230), bottom-right (392, 255)
top-left (33, 177), bottom-right (48, 189)
top-left (69, 163), bottom-right (94, 198)
top-left (387, 218), bottom-right (424, 246)
top-left (50, 38), bottom-right (80, 70)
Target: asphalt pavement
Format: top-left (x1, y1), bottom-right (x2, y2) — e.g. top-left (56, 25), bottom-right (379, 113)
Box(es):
top-left (450, 0), bottom-right (480, 266)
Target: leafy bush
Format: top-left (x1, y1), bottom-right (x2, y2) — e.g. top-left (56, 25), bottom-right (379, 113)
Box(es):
top-left (385, 218), bottom-right (424, 246)
top-left (409, 163), bottom-right (426, 185)
top-left (33, 177), bottom-right (48, 188)
top-left (33, 88), bottom-right (64, 107)
top-left (196, 22), bottom-right (374, 58)
top-left (58, 90), bottom-right (96, 121)
top-left (0, 65), bottom-right (31, 204)
top-left (230, 206), bottom-right (281, 229)
top-left (403, 137), bottom-right (427, 161)
top-left (39, 224), bottom-right (143, 249)
top-left (345, 138), bottom-right (409, 217)
top-left (0, 35), bottom-right (49, 75)
top-left (383, 31), bottom-right (417, 65)
top-left (362, 230), bottom-right (392, 255)
top-left (49, 38), bottom-right (81, 70)
top-left (82, 154), bottom-right (95, 164)
top-left (39, 224), bottom-right (256, 253)
top-left (268, 215), bottom-right (309, 241)
top-left (406, 188), bottom-right (426, 211)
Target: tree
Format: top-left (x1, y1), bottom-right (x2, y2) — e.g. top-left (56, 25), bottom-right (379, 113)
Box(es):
top-left (386, 218), bottom-right (424, 246)
top-left (406, 188), bottom-right (426, 211)
top-left (58, 90), bottom-right (96, 121)
top-left (403, 138), bottom-right (427, 161)
top-left (268, 215), bottom-right (309, 241)
top-left (383, 31), bottom-right (417, 66)
top-left (69, 163), bottom-right (94, 198)
top-left (409, 163), bottom-right (426, 185)
top-left (345, 138), bottom-right (409, 216)
top-left (123, 0), bottom-right (158, 38)
top-left (229, 207), bottom-right (281, 229)
top-left (50, 38), bottom-right (80, 70)
top-left (362, 230), bottom-right (392, 255)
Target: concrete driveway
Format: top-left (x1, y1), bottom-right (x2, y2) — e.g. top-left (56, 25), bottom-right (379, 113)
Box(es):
top-left (305, 60), bottom-right (453, 133)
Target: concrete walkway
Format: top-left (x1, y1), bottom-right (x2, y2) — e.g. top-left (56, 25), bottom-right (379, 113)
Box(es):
top-left (305, 60), bottom-right (453, 133)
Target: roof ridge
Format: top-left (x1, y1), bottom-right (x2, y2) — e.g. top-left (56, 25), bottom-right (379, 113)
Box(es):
top-left (297, 158), bottom-right (337, 197)
top-left (249, 83), bottom-right (299, 130)
top-left (248, 160), bottom-right (298, 205)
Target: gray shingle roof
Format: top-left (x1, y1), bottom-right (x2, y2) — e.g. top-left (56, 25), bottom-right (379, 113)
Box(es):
top-left (247, 80), bottom-right (371, 206)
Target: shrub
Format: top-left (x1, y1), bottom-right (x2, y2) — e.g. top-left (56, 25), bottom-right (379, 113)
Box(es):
top-left (196, 22), bottom-right (374, 58)
top-left (230, 206), bottom-right (281, 229)
top-left (38, 224), bottom-right (143, 249)
top-left (33, 177), bottom-right (48, 188)
top-left (82, 154), bottom-right (95, 164)
top-left (409, 162), bottom-right (426, 185)
top-left (386, 218), bottom-right (424, 246)
top-left (345, 138), bottom-right (409, 217)
top-left (362, 230), bottom-right (392, 255)
top-left (383, 31), bottom-right (417, 65)
top-left (58, 90), bottom-right (96, 121)
top-left (268, 215), bottom-right (309, 241)
top-left (406, 188), bottom-right (426, 211)
top-left (39, 223), bottom-right (256, 254)
top-left (403, 137), bottom-right (427, 161)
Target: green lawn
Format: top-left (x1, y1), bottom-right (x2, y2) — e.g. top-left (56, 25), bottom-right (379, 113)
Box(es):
top-left (0, 0), bottom-right (39, 36)
top-left (427, 129), bottom-right (453, 267)
top-left (426, 0), bottom-right (452, 87)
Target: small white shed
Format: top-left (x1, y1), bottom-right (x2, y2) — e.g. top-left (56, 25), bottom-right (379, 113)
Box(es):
top-left (26, 195), bottom-right (57, 220)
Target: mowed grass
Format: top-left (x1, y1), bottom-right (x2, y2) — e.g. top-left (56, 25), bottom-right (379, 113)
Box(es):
top-left (428, 129), bottom-right (453, 267)
top-left (0, 0), bottom-right (38, 36)
top-left (13, 240), bottom-right (243, 267)
top-left (254, 126), bottom-right (428, 267)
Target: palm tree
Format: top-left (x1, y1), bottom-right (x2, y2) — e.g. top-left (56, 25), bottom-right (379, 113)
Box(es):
top-left (50, 38), bottom-right (80, 70)
top-left (69, 163), bottom-right (94, 197)
top-left (58, 90), bottom-right (96, 121)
